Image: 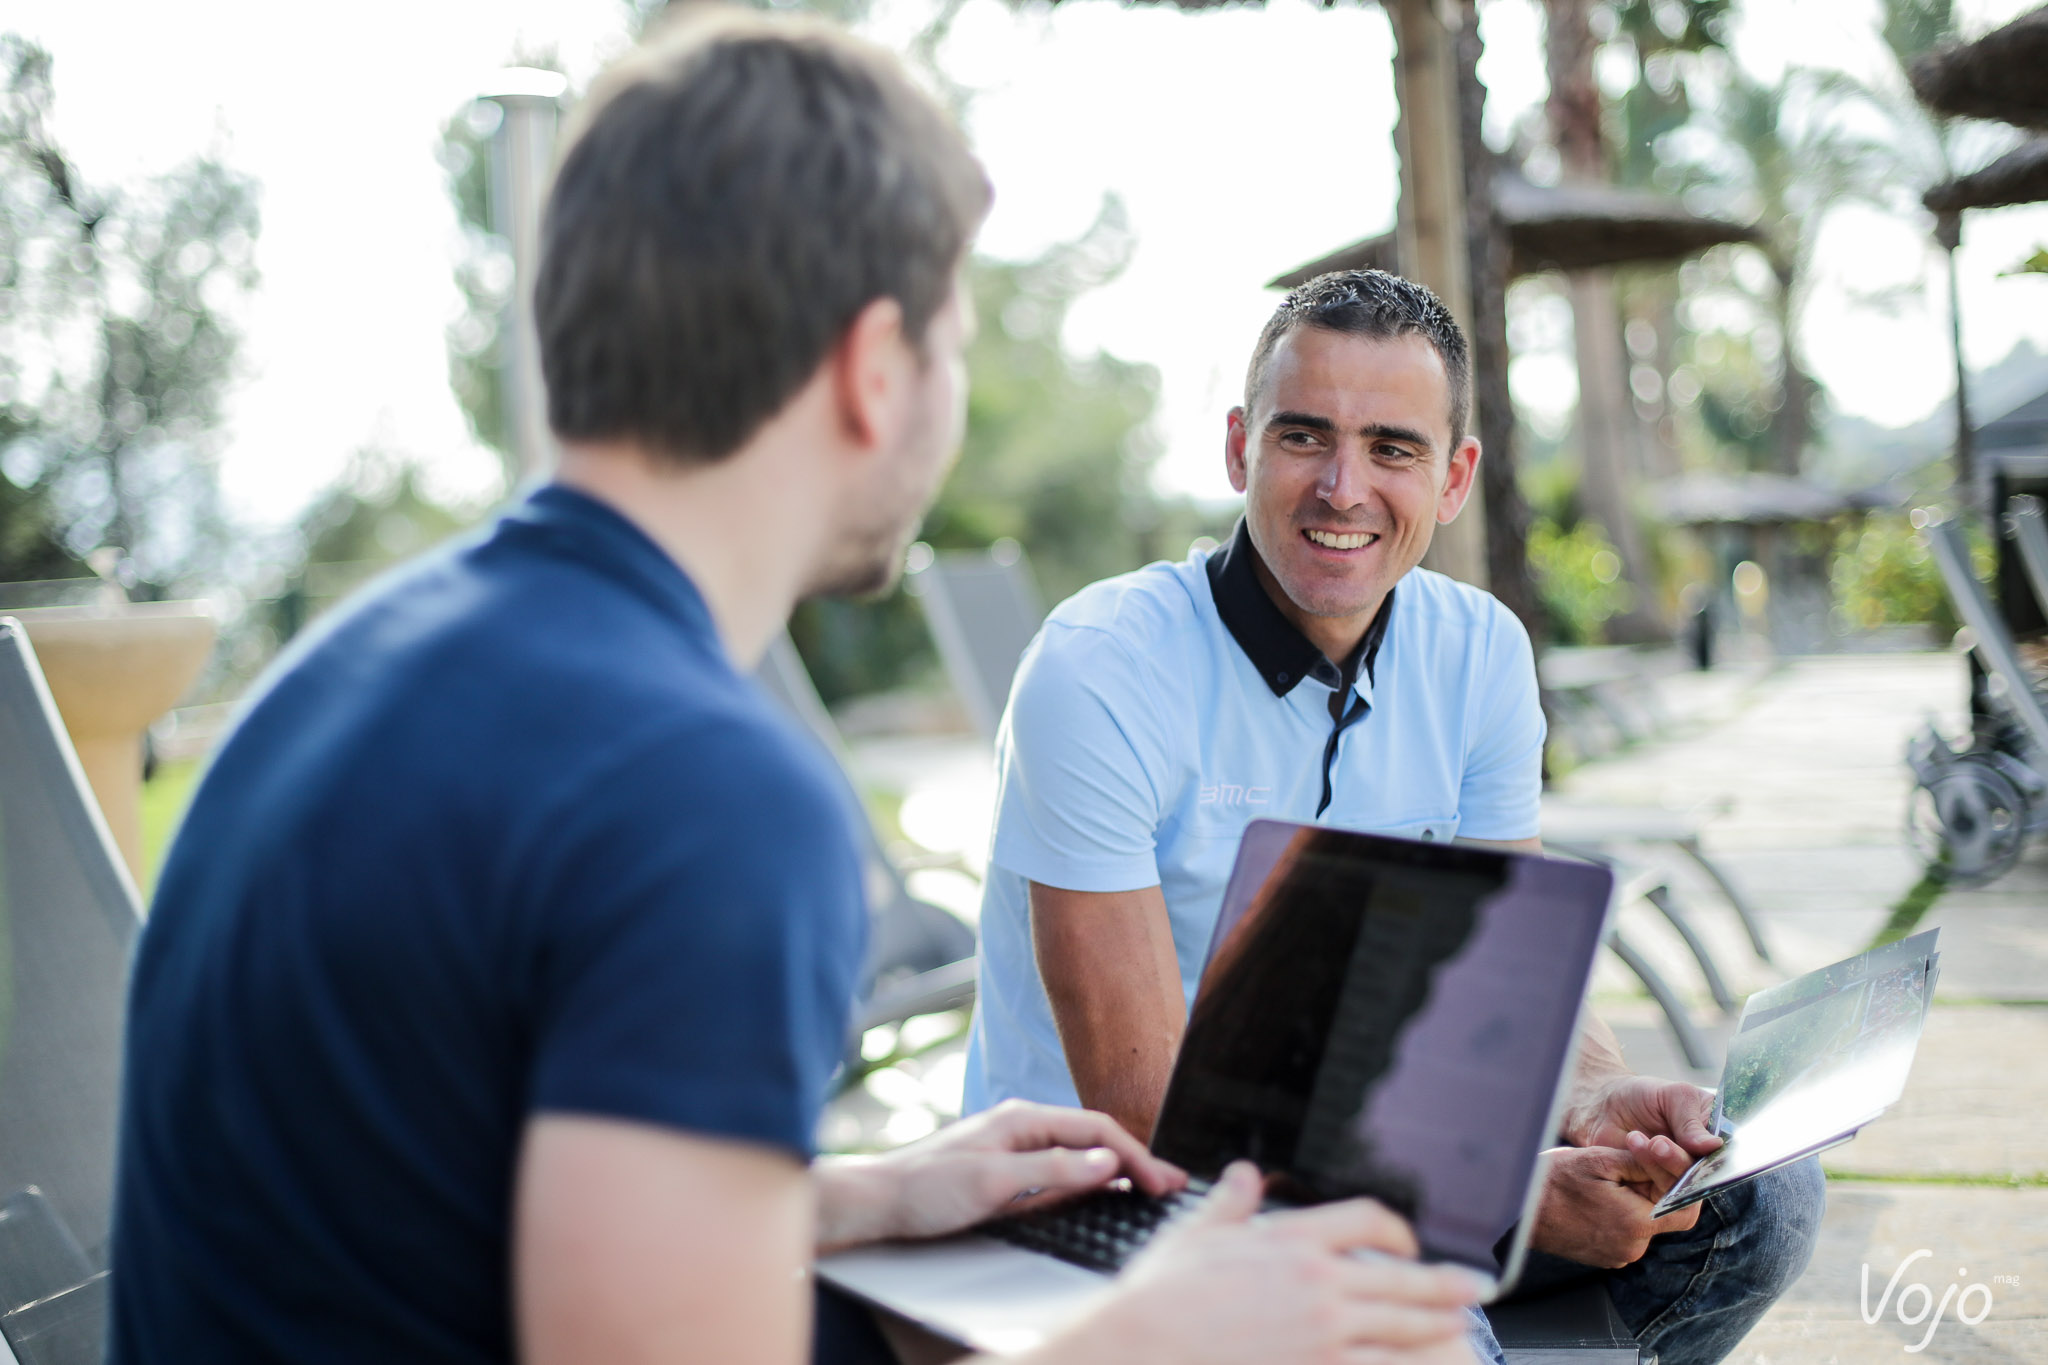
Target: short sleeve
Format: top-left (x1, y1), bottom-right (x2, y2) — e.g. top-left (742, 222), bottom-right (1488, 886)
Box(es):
top-left (520, 714), bottom-right (865, 1158)
top-left (1456, 605), bottom-right (1546, 842)
top-left (988, 624), bottom-right (1169, 893)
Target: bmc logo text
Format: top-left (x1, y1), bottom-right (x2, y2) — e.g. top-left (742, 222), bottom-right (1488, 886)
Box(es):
top-left (1199, 784), bottom-right (1271, 807)
top-left (1861, 1249), bottom-right (1996, 1353)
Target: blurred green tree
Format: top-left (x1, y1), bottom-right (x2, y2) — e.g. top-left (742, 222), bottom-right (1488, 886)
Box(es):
top-left (437, 18), bottom-right (1218, 706)
top-left (270, 451), bottom-right (477, 644)
top-left (1821, 0), bottom-right (2018, 489)
top-left (791, 201), bottom-right (1226, 705)
top-left (1663, 66), bottom-right (1886, 475)
top-left (1829, 511), bottom-right (1993, 634)
top-left (1537, 0), bottom-right (1740, 640)
top-left (1527, 516), bottom-right (1635, 645)
top-left (1606, 0), bottom-right (1733, 190)
top-left (0, 36), bottom-right (259, 594)
top-left (917, 199), bottom-right (1178, 606)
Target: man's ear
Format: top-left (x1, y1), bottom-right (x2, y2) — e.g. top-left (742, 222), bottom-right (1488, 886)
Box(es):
top-left (832, 296), bottom-right (910, 452)
top-left (1224, 407), bottom-right (1251, 495)
top-left (1436, 436), bottom-right (1482, 525)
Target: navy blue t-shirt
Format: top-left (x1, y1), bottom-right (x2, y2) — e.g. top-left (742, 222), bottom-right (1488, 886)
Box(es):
top-left (108, 485), bottom-right (867, 1363)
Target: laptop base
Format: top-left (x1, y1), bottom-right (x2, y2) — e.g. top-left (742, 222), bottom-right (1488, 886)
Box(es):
top-left (1486, 1281), bottom-right (1642, 1364)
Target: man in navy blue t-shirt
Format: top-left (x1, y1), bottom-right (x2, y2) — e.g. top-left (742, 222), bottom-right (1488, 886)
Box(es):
top-left (108, 12), bottom-right (1489, 1365)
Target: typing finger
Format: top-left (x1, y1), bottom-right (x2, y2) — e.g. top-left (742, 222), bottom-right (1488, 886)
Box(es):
top-left (988, 1103), bottom-right (1186, 1196)
top-left (988, 1146), bottom-right (1122, 1208)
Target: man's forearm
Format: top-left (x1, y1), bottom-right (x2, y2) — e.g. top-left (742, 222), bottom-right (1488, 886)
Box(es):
top-left (1030, 882), bottom-right (1186, 1142)
top-left (1561, 1014), bottom-right (1633, 1144)
top-left (1066, 1032), bottom-right (1180, 1145)
top-left (812, 1156), bottom-right (899, 1256)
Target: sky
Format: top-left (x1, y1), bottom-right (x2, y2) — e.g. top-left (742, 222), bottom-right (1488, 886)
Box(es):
top-left (8, 0), bottom-right (2048, 527)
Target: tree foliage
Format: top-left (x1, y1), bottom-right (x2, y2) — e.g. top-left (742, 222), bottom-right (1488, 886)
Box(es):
top-left (791, 201), bottom-right (1227, 705)
top-left (0, 36), bottom-right (258, 594)
top-left (271, 450), bottom-right (475, 644)
top-left (437, 11), bottom-right (1218, 706)
top-left (1659, 65), bottom-right (1897, 473)
top-left (918, 199), bottom-right (1180, 606)
top-left (1527, 516), bottom-right (1636, 645)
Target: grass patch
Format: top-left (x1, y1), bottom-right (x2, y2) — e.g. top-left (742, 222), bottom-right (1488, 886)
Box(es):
top-left (139, 758), bottom-right (204, 899)
top-left (1931, 997), bottom-right (2048, 1008)
top-left (1824, 1170), bottom-right (2048, 1189)
top-left (1867, 866), bottom-right (1947, 950)
top-left (863, 785), bottom-right (906, 848)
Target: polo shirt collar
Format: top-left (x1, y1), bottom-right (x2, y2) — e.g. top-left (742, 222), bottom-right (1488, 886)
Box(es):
top-left (507, 482), bottom-right (719, 644)
top-left (1204, 517), bottom-right (1394, 701)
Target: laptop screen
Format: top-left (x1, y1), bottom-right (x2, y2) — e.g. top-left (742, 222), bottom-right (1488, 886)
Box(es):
top-left (1149, 821), bottom-right (1610, 1274)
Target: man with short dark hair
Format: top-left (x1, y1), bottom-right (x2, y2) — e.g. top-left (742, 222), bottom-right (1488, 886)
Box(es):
top-left (107, 18), bottom-right (1485, 1365)
top-left (964, 269), bottom-right (1825, 1365)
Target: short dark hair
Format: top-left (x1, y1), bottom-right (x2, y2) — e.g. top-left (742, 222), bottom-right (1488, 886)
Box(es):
top-left (1243, 269), bottom-right (1472, 447)
top-left (535, 10), bottom-right (990, 463)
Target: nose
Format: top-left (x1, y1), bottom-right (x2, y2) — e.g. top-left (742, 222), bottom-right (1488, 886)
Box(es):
top-left (1315, 443), bottom-right (1372, 512)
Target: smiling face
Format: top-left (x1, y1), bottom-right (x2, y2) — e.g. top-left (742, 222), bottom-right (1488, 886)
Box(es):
top-left (1224, 325), bottom-right (1480, 660)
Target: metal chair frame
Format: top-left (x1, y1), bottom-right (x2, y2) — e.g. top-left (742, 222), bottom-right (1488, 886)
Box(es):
top-left (754, 634), bottom-right (978, 1038)
top-left (1904, 512), bottom-right (2048, 883)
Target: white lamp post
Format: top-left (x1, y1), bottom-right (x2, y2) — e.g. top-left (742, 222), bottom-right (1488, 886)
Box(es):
top-left (478, 68), bottom-right (569, 486)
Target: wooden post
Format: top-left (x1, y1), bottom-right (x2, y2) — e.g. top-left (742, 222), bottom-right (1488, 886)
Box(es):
top-left (1543, 0), bottom-right (1667, 641)
top-left (1386, 0), bottom-right (1488, 588)
top-left (1455, 0), bottom-right (1543, 641)
top-left (1934, 210), bottom-right (1978, 511)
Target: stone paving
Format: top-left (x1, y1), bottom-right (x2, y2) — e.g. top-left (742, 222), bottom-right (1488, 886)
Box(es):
top-left (1555, 652), bottom-right (2048, 1364)
top-left (835, 648), bottom-right (2048, 1363)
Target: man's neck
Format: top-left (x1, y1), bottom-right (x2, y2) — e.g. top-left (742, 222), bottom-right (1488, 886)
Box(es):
top-left (553, 435), bottom-right (828, 671)
top-left (1248, 552), bottom-right (1383, 665)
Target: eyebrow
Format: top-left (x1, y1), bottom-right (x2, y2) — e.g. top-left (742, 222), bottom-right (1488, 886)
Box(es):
top-left (1265, 411), bottom-right (1435, 453)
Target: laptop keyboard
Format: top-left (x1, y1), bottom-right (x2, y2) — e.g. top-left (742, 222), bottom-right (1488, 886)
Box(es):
top-left (979, 1183), bottom-right (1207, 1274)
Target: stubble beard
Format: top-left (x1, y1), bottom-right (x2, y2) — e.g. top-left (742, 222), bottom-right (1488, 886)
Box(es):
top-left (802, 428), bottom-right (945, 604)
top-left (1252, 502), bottom-right (1405, 622)
top-left (803, 518), bottom-right (912, 601)
top-left (805, 346), bottom-right (962, 603)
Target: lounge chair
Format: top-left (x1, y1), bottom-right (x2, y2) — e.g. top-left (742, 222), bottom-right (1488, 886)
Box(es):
top-left (754, 634), bottom-right (977, 1034)
top-left (0, 618), bottom-right (145, 1364)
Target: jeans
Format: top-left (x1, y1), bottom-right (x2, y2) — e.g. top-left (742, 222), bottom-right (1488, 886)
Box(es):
top-left (1469, 1157), bottom-right (1827, 1365)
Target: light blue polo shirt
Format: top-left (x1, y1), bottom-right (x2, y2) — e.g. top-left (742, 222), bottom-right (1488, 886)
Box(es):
top-left (961, 522), bottom-right (1545, 1114)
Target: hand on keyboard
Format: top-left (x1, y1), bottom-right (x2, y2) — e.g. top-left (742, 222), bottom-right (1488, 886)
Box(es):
top-left (813, 1099), bottom-right (1185, 1253)
top-left (1021, 1161), bottom-right (1486, 1365)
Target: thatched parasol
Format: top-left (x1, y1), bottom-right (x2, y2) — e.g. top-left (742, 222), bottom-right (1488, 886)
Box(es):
top-left (1924, 139), bottom-right (2048, 213)
top-left (1909, 5), bottom-right (2048, 131)
top-left (1646, 472), bottom-right (1893, 527)
top-left (1269, 171), bottom-right (1757, 287)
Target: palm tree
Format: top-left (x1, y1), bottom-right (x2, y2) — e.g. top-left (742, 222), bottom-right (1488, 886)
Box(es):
top-left (1665, 66), bottom-right (1888, 475)
top-left (1818, 0), bottom-right (2018, 489)
top-left (1541, 0), bottom-right (1672, 641)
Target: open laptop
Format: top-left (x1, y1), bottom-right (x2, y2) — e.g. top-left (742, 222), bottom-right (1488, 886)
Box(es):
top-left (1652, 929), bottom-right (1940, 1218)
top-left (820, 819), bottom-right (1614, 1354)
top-left (0, 619), bottom-right (147, 1365)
